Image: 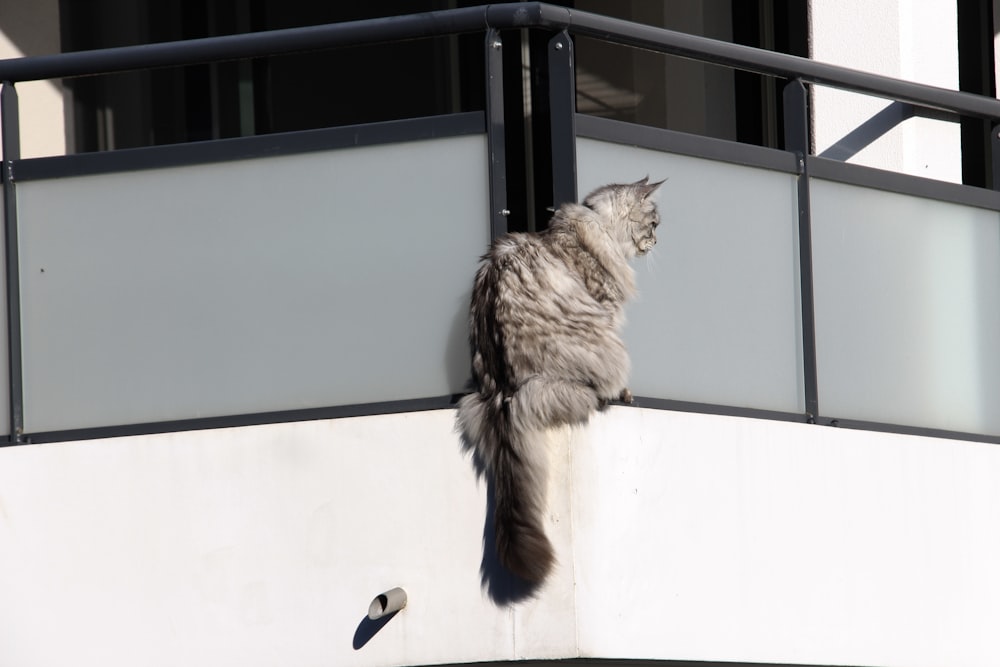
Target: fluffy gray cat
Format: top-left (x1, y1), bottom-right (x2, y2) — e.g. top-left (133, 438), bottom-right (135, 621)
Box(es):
top-left (457, 176), bottom-right (664, 584)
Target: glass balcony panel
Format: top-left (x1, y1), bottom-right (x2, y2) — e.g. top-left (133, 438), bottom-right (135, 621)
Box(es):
top-left (811, 178), bottom-right (1000, 435)
top-left (577, 138), bottom-right (804, 413)
top-left (16, 134), bottom-right (489, 432)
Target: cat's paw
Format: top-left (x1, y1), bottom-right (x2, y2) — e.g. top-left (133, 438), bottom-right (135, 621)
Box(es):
top-left (618, 388), bottom-right (633, 404)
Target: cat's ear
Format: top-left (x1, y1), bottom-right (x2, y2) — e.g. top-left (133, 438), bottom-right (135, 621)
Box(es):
top-left (639, 177), bottom-right (666, 200)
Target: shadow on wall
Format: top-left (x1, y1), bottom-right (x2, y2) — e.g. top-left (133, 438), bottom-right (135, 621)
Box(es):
top-left (0, 0), bottom-right (67, 159)
top-left (0, 0), bottom-right (61, 57)
top-left (352, 611), bottom-right (397, 650)
top-left (477, 474), bottom-right (543, 604)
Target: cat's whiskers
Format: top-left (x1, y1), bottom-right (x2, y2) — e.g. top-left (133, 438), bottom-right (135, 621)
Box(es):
top-left (642, 250), bottom-right (659, 276)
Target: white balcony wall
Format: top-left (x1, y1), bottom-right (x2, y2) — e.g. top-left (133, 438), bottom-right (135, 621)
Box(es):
top-left (2, 408), bottom-right (1000, 666)
top-left (577, 137), bottom-right (805, 414)
top-left (15, 134), bottom-right (488, 433)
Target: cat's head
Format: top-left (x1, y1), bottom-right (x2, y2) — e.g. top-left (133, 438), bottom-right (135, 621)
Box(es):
top-left (583, 176), bottom-right (665, 258)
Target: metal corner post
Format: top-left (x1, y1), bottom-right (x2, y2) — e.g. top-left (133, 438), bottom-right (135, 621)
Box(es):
top-left (1, 82), bottom-right (23, 442)
top-left (991, 123), bottom-right (1000, 191)
top-left (485, 28), bottom-right (509, 239)
top-left (547, 30), bottom-right (577, 208)
top-left (782, 78), bottom-right (819, 423)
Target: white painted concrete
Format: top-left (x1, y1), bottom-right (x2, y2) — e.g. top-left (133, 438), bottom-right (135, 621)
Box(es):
top-left (574, 409), bottom-right (1000, 667)
top-left (0, 412), bottom-right (575, 667)
top-left (1, 408), bottom-right (998, 666)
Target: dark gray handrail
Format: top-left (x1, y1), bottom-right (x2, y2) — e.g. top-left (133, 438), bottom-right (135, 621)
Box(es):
top-left (550, 7), bottom-right (1000, 120)
top-left (0, 6), bottom-right (496, 82)
top-left (0, 2), bottom-right (997, 121)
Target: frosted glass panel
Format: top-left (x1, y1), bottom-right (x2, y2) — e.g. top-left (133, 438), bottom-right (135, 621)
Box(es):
top-left (578, 138), bottom-right (804, 413)
top-left (812, 179), bottom-right (1000, 434)
top-left (17, 134), bottom-right (489, 432)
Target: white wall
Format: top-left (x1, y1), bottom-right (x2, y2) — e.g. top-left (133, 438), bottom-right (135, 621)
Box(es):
top-left (0, 0), bottom-right (65, 158)
top-left (0, 412), bottom-right (576, 667)
top-left (573, 409), bottom-right (1000, 667)
top-left (811, 0), bottom-right (962, 182)
top-left (1, 407), bottom-right (998, 667)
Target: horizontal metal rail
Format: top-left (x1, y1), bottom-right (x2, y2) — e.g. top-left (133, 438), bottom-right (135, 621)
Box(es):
top-left (0, 6), bottom-right (497, 82)
top-left (0, 2), bottom-right (996, 122)
top-left (543, 6), bottom-right (1000, 120)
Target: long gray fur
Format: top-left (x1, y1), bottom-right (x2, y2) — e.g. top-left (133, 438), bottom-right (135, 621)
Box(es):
top-left (457, 177), bottom-right (664, 584)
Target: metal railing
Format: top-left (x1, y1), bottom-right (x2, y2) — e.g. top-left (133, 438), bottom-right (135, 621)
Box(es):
top-left (1, 3), bottom-right (998, 444)
top-left (2, 3), bottom-right (998, 118)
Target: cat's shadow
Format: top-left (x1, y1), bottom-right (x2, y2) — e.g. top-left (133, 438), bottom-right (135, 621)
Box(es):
top-left (461, 434), bottom-right (542, 605)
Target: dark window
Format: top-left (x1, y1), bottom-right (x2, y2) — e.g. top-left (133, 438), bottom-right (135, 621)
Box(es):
top-left (58, 0), bottom-right (486, 153)
top-left (59, 0), bottom-right (807, 154)
top-left (564, 0), bottom-right (809, 148)
top-left (57, 1), bottom-right (810, 229)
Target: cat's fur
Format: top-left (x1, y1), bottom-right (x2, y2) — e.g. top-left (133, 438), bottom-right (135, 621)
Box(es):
top-left (457, 177), bottom-right (663, 584)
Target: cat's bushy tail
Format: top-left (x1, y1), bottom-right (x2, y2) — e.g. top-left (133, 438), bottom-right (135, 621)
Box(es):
top-left (457, 391), bottom-right (555, 584)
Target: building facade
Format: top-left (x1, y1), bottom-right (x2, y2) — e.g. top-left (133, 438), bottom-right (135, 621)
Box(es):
top-left (1, 2), bottom-right (999, 666)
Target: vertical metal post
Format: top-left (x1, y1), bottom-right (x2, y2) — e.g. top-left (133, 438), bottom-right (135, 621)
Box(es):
top-left (991, 124), bottom-right (1000, 191)
top-left (485, 29), bottom-right (508, 240)
top-left (1, 82), bottom-right (23, 441)
top-left (547, 30), bottom-right (577, 209)
top-left (782, 78), bottom-right (819, 423)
